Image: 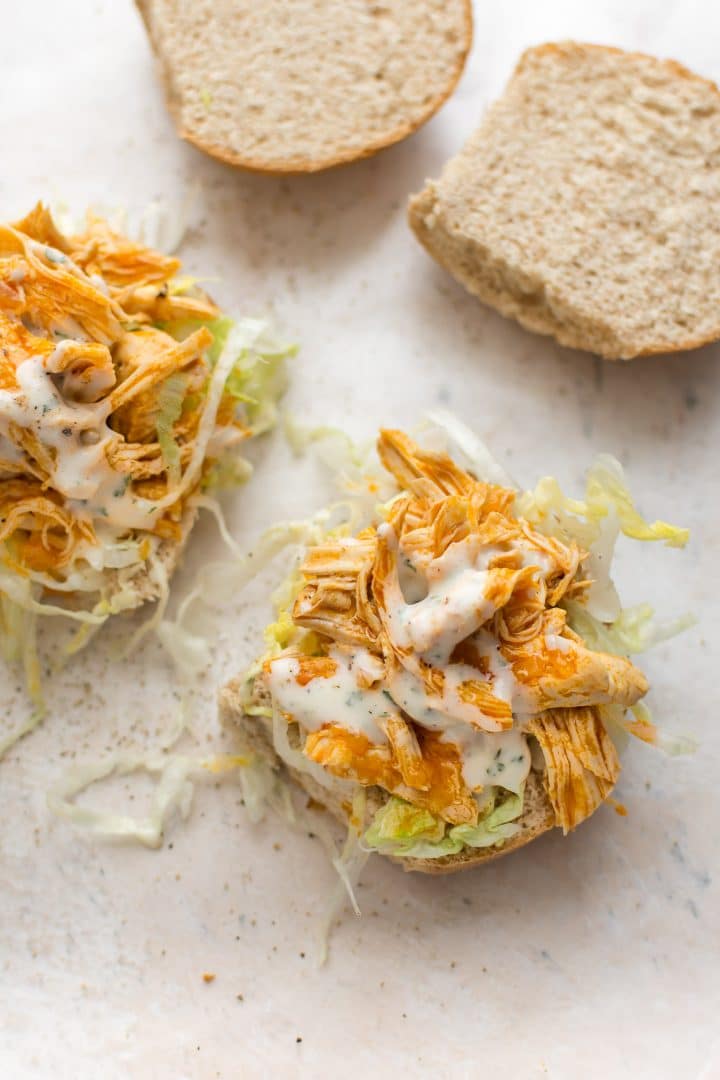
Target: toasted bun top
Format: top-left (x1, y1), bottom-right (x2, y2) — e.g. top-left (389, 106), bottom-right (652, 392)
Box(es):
top-left (136, 0), bottom-right (472, 173)
top-left (409, 41), bottom-right (720, 359)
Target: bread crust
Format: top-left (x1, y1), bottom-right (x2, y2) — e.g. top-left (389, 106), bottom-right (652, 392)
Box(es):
top-left (519, 41), bottom-right (720, 96)
top-left (218, 675), bottom-right (557, 875)
top-left (135, 0), bottom-right (473, 174)
top-left (408, 41), bottom-right (720, 360)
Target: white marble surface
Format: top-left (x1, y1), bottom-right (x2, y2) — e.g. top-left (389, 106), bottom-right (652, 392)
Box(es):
top-left (1, 2), bottom-right (719, 1077)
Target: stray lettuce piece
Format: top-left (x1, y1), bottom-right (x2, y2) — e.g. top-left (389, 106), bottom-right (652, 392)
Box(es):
top-left (585, 455), bottom-right (689, 548)
top-left (424, 409), bottom-right (516, 488)
top-left (262, 564), bottom-right (306, 654)
top-left (264, 608), bottom-right (299, 654)
top-left (514, 476), bottom-right (599, 549)
top-left (622, 701), bottom-right (697, 757)
top-left (206, 315), bottom-right (235, 365)
top-left (202, 454), bottom-right (253, 492)
top-left (517, 458), bottom-right (689, 551)
top-left (155, 372), bottom-right (188, 485)
top-left (364, 797), bottom-right (447, 854)
top-left (517, 455), bottom-right (689, 622)
top-left (227, 326), bottom-right (297, 435)
top-left (611, 604), bottom-right (696, 651)
top-left (363, 788), bottom-right (525, 859)
top-left (161, 315), bottom-right (233, 361)
top-left (449, 790), bottom-right (524, 849)
top-left (565, 600), bottom-right (696, 657)
top-left (180, 316), bottom-right (295, 492)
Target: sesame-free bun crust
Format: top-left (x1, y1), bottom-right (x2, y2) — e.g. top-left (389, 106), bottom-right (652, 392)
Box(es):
top-left (136, 0), bottom-right (472, 174)
top-left (409, 42), bottom-right (720, 360)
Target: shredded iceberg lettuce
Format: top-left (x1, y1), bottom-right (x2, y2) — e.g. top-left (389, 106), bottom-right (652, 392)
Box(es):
top-left (518, 454), bottom-right (689, 550)
top-left (52, 185), bottom-right (202, 257)
top-left (423, 408), bottom-right (517, 488)
top-left (565, 600), bottom-right (696, 657)
top-left (155, 371), bottom-right (188, 486)
top-left (362, 798), bottom-right (447, 855)
top-left (0, 593), bottom-right (42, 702)
top-left (136, 186), bottom-right (201, 254)
top-left (451, 791), bottom-right (524, 849)
top-left (47, 752), bottom-right (247, 848)
top-left (188, 493), bottom-right (244, 557)
top-left (204, 315), bottom-right (235, 365)
top-left (0, 708), bottom-right (45, 759)
top-left (316, 790), bottom-right (370, 966)
top-left (363, 788), bottom-right (525, 859)
top-left (585, 455), bottom-right (689, 547)
top-left (167, 519), bottom-right (323, 634)
top-left (624, 701), bottom-right (697, 757)
top-left (516, 452), bottom-right (689, 624)
top-left (236, 753), bottom-right (288, 825)
top-left (0, 596), bottom-right (45, 757)
top-left (155, 621), bottom-right (213, 684)
top-left (517, 456), bottom-right (693, 753)
top-left (223, 321), bottom-right (296, 437)
top-left (169, 315), bottom-right (294, 439)
top-left (282, 414), bottom-right (397, 518)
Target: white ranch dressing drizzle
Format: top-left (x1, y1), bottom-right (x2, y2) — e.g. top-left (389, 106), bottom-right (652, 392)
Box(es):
top-left (445, 724), bottom-right (531, 794)
top-left (381, 531), bottom-right (499, 660)
top-left (266, 648), bottom-right (391, 745)
top-left (268, 510), bottom-right (558, 798)
top-left (267, 646), bottom-right (533, 795)
top-left (381, 528), bottom-right (552, 663)
top-left (379, 526), bottom-right (546, 725)
top-left (392, 538), bottom-right (498, 662)
top-left (0, 353), bottom-right (159, 530)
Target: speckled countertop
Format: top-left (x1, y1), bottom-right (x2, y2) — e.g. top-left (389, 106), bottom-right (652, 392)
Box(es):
top-left (1, 2), bottom-right (719, 1078)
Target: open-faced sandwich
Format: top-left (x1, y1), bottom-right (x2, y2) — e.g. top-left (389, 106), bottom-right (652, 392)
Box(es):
top-left (221, 421), bottom-right (688, 873)
top-left (0, 203), bottom-right (292, 694)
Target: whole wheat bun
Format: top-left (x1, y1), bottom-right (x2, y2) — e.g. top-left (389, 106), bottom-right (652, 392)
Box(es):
top-left (135, 0), bottom-right (472, 173)
top-left (409, 42), bottom-right (720, 360)
top-left (219, 675), bottom-right (556, 875)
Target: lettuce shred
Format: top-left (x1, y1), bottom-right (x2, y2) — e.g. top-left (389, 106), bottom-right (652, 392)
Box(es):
top-left (363, 788), bottom-right (525, 859)
top-left (517, 454), bottom-right (688, 622)
top-left (423, 408), bottom-right (517, 488)
top-left (46, 752), bottom-right (247, 848)
top-left (223, 320), bottom-right (296, 437)
top-left (316, 788), bottom-right (369, 966)
top-left (564, 600), bottom-right (696, 657)
top-left (155, 371), bottom-right (188, 485)
top-left (228, 749), bottom-right (367, 964)
top-left (517, 454), bottom-right (689, 550)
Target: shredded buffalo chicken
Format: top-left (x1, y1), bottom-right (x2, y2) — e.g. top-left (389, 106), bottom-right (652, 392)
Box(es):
top-left (0, 203), bottom-right (245, 585)
top-left (265, 430), bottom-right (650, 833)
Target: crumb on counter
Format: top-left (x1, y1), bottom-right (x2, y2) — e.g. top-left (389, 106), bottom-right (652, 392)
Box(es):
top-left (202, 973), bottom-right (216, 984)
